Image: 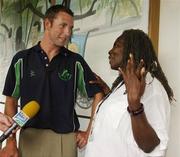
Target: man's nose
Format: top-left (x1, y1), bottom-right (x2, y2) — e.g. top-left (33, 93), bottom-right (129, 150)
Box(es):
top-left (64, 27), bottom-right (72, 37)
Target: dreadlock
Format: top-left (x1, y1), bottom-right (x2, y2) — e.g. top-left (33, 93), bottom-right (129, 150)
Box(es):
top-left (111, 29), bottom-right (174, 102)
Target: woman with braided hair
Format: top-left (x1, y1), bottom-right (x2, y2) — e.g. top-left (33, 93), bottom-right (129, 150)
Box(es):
top-left (84, 29), bottom-right (174, 157)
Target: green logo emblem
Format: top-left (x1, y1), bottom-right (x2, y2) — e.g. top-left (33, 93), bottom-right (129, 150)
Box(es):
top-left (58, 69), bottom-right (72, 81)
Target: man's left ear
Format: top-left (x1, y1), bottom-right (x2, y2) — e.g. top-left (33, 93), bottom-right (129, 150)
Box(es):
top-left (44, 19), bottom-right (51, 30)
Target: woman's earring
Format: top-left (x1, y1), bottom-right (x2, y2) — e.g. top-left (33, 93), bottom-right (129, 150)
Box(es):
top-left (151, 61), bottom-right (158, 72)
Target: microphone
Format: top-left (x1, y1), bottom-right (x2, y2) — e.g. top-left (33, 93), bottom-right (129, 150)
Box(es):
top-left (0, 101), bottom-right (40, 142)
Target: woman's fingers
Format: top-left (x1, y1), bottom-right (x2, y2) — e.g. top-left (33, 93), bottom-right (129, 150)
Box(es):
top-left (136, 59), bottom-right (144, 79)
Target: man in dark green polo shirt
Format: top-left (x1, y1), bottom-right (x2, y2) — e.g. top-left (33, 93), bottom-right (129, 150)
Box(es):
top-left (1, 4), bottom-right (103, 157)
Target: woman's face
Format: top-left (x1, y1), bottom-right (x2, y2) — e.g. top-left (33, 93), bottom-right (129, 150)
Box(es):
top-left (108, 38), bottom-right (124, 70)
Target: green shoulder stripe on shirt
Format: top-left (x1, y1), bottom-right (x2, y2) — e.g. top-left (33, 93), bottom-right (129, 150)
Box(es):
top-left (12, 59), bottom-right (23, 98)
top-left (75, 61), bottom-right (88, 98)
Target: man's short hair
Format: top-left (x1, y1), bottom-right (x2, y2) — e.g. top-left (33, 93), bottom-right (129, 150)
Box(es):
top-left (44, 5), bottom-right (74, 22)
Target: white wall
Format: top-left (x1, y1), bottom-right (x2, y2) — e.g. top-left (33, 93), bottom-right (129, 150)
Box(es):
top-left (159, 0), bottom-right (180, 156)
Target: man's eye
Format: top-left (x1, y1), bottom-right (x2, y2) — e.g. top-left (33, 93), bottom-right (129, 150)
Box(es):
top-left (59, 23), bottom-right (66, 28)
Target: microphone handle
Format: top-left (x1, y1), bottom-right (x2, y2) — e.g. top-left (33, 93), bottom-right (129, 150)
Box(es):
top-left (0, 123), bottom-right (18, 143)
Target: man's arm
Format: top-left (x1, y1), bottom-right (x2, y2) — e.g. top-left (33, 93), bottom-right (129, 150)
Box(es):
top-left (87, 92), bottom-right (104, 133)
top-left (76, 92), bottom-right (104, 148)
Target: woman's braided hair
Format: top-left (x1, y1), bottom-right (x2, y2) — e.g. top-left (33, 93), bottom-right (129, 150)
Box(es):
top-left (111, 29), bottom-right (174, 102)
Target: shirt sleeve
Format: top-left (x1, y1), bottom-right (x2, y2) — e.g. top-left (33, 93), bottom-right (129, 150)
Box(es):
top-left (142, 79), bottom-right (170, 156)
top-left (3, 54), bottom-right (22, 99)
top-left (76, 55), bottom-right (102, 98)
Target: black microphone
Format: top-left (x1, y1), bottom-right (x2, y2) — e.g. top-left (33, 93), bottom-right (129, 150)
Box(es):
top-left (0, 101), bottom-right (40, 142)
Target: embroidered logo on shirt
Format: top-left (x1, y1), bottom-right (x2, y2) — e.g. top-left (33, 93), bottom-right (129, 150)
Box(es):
top-left (29, 70), bottom-right (36, 77)
top-left (58, 69), bottom-right (72, 81)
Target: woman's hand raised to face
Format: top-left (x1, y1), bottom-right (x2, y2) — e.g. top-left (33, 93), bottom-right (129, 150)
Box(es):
top-left (118, 53), bottom-right (147, 110)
